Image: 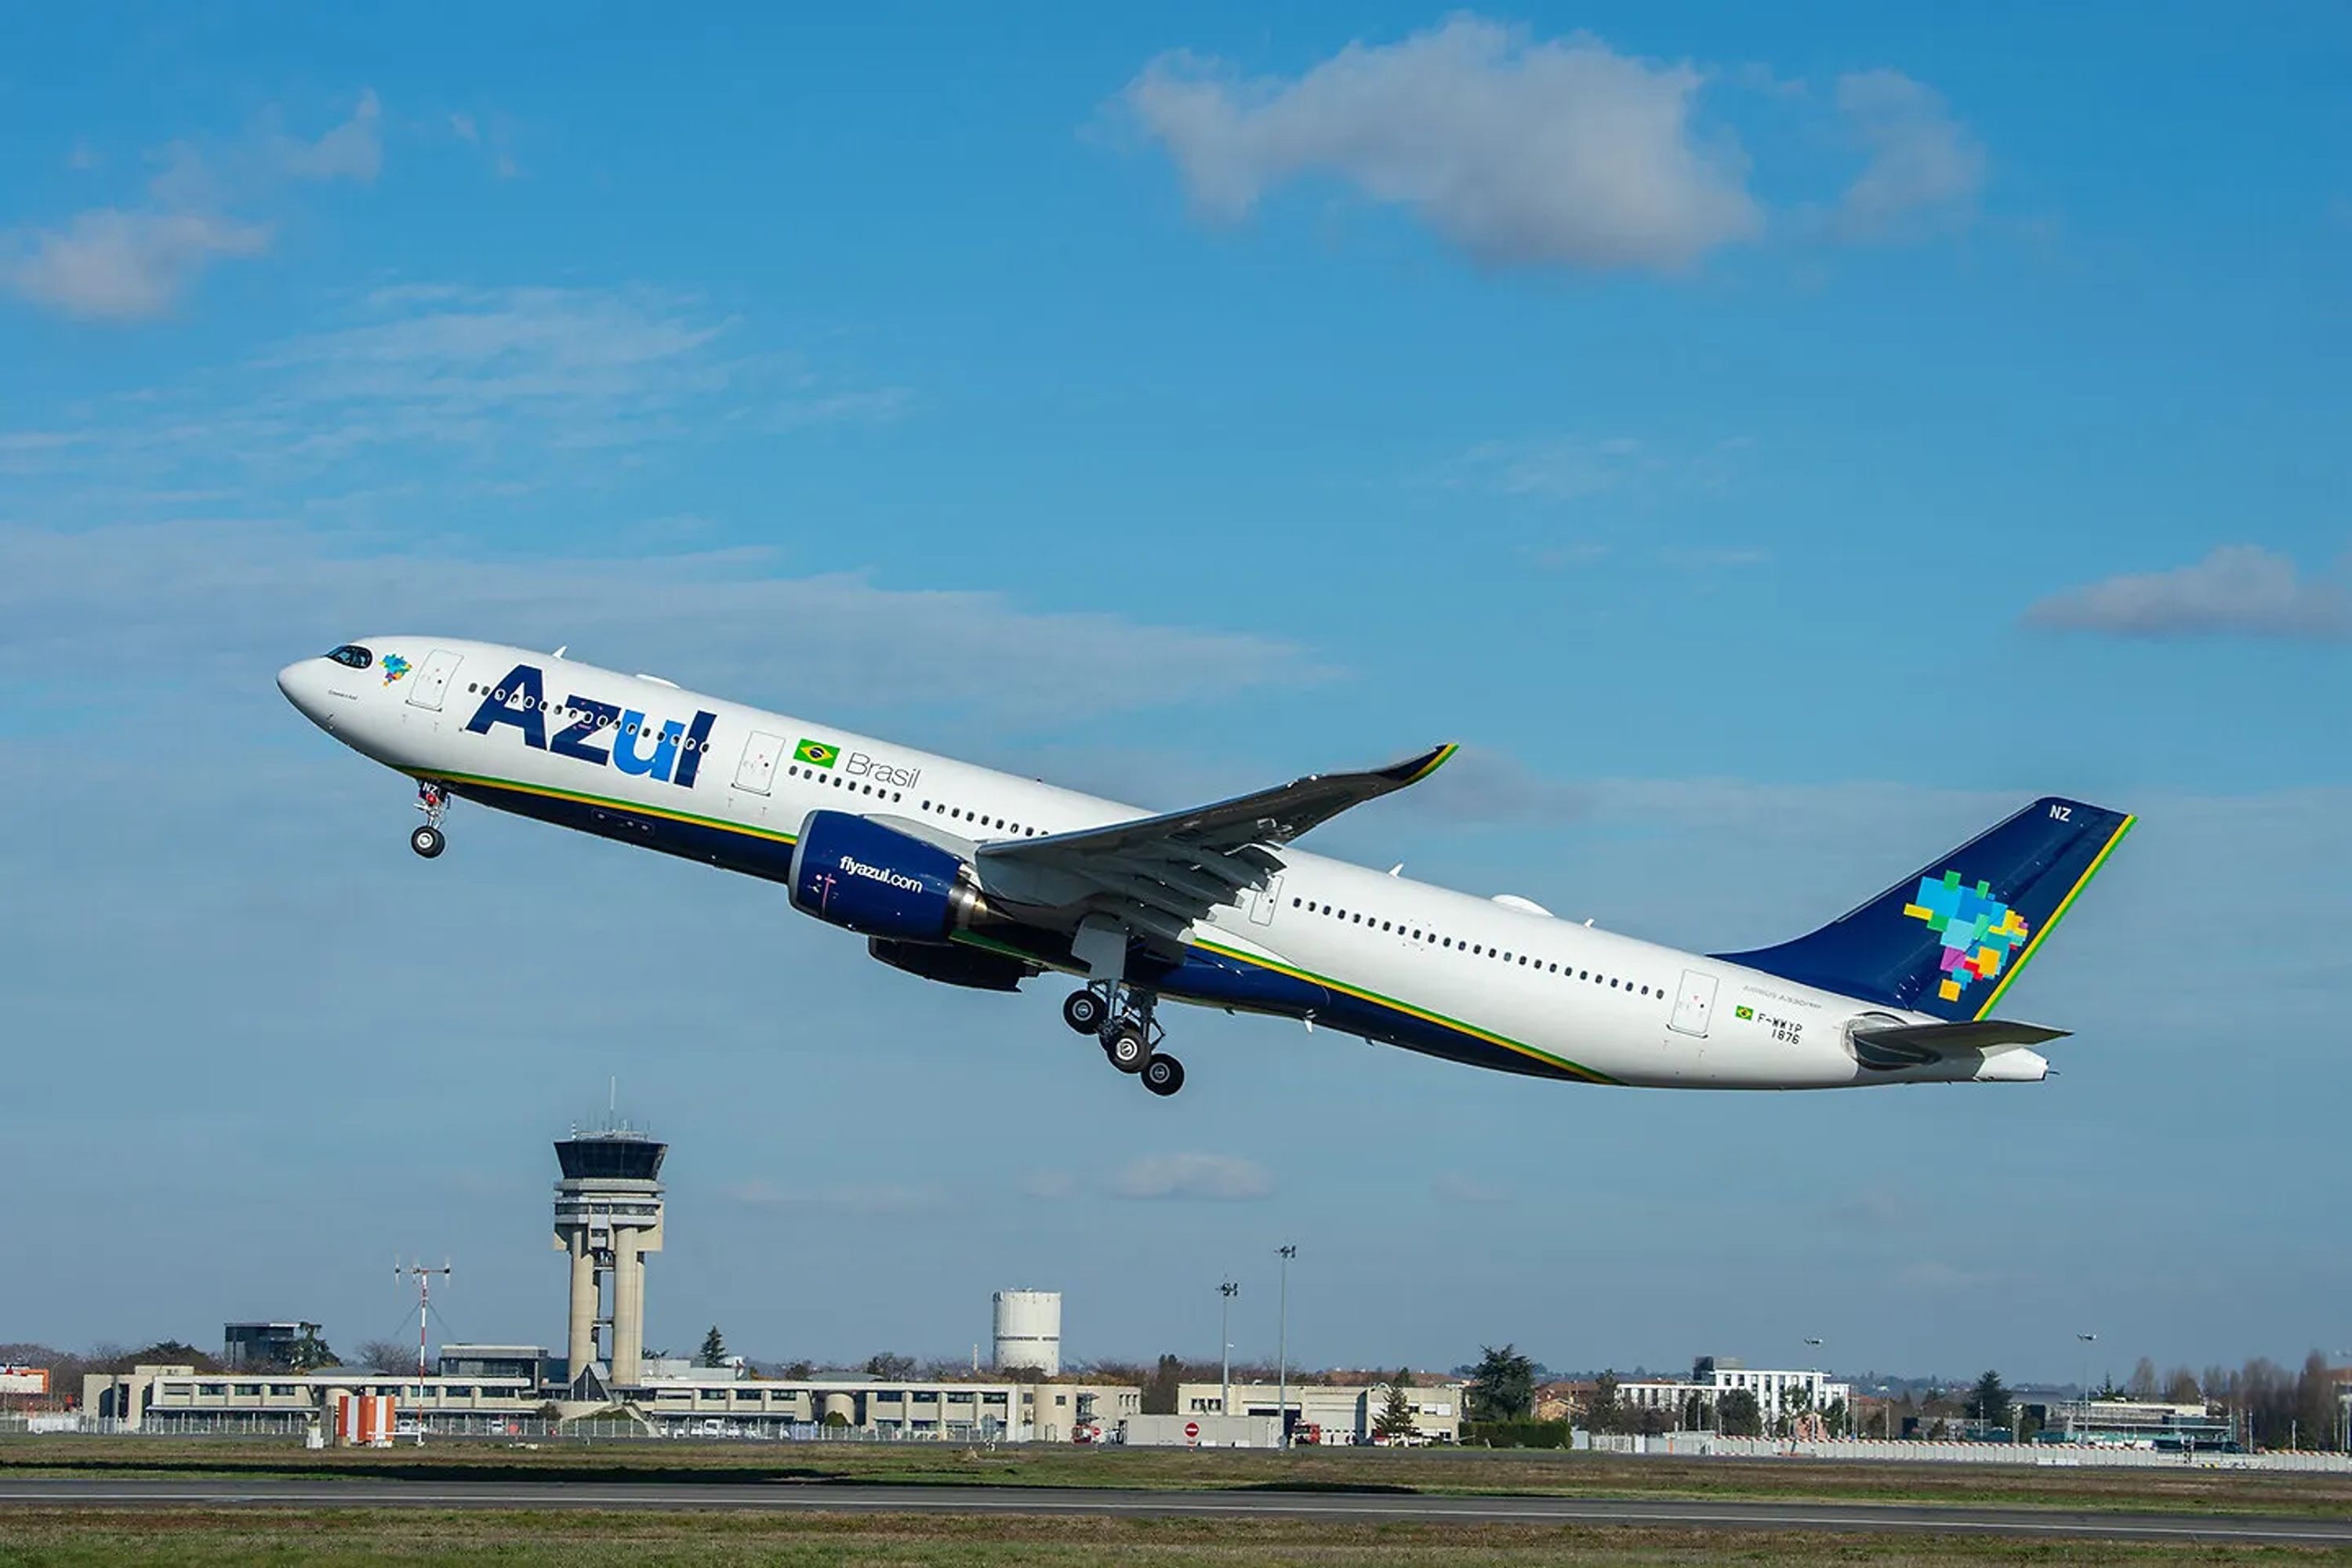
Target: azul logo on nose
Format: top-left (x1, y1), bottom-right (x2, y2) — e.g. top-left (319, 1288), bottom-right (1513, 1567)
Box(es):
top-left (465, 662), bottom-right (717, 789)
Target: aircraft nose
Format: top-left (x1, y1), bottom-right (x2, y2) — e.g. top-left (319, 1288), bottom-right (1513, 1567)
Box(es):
top-left (278, 659), bottom-right (332, 728)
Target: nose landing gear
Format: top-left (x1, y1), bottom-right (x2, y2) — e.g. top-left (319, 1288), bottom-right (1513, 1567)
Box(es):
top-left (411, 781), bottom-right (449, 858)
top-left (1065, 984), bottom-right (1186, 1096)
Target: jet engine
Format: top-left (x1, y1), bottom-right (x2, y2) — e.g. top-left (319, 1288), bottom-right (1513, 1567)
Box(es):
top-left (789, 811), bottom-right (989, 942)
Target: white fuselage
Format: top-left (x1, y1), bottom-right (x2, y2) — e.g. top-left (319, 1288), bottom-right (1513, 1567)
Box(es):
top-left (279, 638), bottom-right (2042, 1090)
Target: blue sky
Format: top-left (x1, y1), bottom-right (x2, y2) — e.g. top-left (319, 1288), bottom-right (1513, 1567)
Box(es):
top-left (4, 3), bottom-right (2348, 1386)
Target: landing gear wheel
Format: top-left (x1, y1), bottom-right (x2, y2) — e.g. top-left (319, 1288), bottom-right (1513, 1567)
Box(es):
top-left (1102, 1023), bottom-right (1152, 1074)
top-left (1062, 989), bottom-right (1109, 1035)
top-left (409, 824), bottom-right (445, 859)
top-left (1142, 1054), bottom-right (1185, 1097)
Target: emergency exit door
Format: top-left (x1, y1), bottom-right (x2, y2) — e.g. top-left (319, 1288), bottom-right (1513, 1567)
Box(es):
top-left (1668, 969), bottom-right (1718, 1037)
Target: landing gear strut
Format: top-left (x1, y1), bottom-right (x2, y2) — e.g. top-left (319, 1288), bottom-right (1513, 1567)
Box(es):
top-left (1064, 982), bottom-right (1185, 1096)
top-left (411, 781), bottom-right (448, 858)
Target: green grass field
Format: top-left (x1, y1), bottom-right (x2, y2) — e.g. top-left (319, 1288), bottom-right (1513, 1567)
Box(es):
top-left (2, 1509), bottom-right (2350, 1567)
top-left (5, 1436), bottom-right (2351, 1519)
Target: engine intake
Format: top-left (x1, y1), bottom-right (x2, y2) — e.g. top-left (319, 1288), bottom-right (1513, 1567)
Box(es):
top-left (789, 811), bottom-right (988, 942)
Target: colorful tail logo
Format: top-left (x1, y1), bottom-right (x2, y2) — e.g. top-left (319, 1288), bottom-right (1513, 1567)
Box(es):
top-left (1904, 871), bottom-right (2030, 1004)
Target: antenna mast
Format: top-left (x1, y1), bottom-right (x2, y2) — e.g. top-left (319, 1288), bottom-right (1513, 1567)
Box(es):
top-left (395, 1258), bottom-right (454, 1377)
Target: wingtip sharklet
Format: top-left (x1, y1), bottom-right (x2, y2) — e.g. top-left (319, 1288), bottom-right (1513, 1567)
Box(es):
top-left (1385, 741), bottom-right (1461, 787)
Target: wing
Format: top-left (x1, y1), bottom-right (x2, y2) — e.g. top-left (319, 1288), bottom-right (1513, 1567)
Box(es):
top-left (974, 743), bottom-right (1457, 950)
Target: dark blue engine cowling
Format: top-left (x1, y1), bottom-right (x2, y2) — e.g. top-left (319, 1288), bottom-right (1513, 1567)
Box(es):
top-left (789, 811), bottom-right (988, 942)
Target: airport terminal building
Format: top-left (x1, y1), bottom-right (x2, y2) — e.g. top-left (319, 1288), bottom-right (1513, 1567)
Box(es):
top-left (86, 1355), bottom-right (1138, 1441)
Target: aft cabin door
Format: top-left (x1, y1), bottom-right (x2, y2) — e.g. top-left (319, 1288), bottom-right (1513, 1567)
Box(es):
top-left (406, 648), bottom-right (464, 712)
top-left (1668, 969), bottom-right (1717, 1037)
top-left (734, 731), bottom-right (788, 795)
top-left (1247, 874), bottom-right (1283, 926)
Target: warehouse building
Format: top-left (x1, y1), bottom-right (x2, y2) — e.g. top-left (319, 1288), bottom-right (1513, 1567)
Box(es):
top-left (1178, 1380), bottom-right (1467, 1444)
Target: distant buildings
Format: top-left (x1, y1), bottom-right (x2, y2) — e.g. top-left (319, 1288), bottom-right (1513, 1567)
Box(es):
top-left (221, 1322), bottom-right (322, 1371)
top-left (1178, 1379), bottom-right (1467, 1444)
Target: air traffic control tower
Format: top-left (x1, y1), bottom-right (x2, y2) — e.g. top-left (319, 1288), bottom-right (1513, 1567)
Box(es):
top-left (552, 1123), bottom-right (666, 1395)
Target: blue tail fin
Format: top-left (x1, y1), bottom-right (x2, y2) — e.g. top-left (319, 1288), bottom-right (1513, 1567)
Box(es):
top-left (1713, 797), bottom-right (2135, 1021)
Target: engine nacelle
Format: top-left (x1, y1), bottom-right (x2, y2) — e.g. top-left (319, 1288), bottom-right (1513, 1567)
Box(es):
top-left (789, 811), bottom-right (988, 942)
top-left (868, 937), bottom-right (1038, 992)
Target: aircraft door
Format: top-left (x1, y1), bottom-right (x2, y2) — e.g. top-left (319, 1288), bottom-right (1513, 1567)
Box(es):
top-left (1247, 874), bottom-right (1283, 926)
top-left (733, 731), bottom-right (788, 794)
top-left (406, 648), bottom-right (465, 711)
top-left (1668, 969), bottom-right (1718, 1037)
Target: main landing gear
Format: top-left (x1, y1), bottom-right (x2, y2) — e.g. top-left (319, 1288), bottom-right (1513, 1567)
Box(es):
top-left (410, 781), bottom-right (449, 858)
top-left (1062, 983), bottom-right (1185, 1097)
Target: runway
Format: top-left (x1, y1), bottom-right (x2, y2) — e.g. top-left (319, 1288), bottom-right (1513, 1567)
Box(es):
top-left (3, 1475), bottom-right (2349, 1544)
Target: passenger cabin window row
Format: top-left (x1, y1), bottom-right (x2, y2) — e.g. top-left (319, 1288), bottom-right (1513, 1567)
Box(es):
top-left (917, 799), bottom-right (1044, 837)
top-left (461, 682), bottom-right (715, 751)
top-left (1288, 896), bottom-right (1665, 1000)
top-left (786, 762), bottom-right (900, 803)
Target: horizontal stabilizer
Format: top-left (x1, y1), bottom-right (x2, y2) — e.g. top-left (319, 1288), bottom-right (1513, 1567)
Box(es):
top-left (1850, 1018), bottom-right (2069, 1054)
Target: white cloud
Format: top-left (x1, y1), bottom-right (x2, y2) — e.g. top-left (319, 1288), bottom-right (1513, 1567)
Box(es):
top-left (0, 520), bottom-right (1330, 726)
top-left (5, 90), bottom-right (381, 322)
top-left (2, 284), bottom-right (903, 475)
top-left (1658, 544), bottom-right (1769, 568)
top-left (1834, 70), bottom-right (1984, 239)
top-left (1123, 17), bottom-right (1759, 271)
top-left (1446, 435), bottom-right (1659, 500)
top-left (5, 209), bottom-right (269, 321)
top-left (1112, 1152), bottom-right (1272, 1201)
top-left (1409, 749), bottom-right (1590, 826)
top-left (1432, 1171), bottom-right (1512, 1205)
top-left (2021, 546), bottom-right (2352, 641)
top-left (1018, 1170), bottom-right (1078, 1200)
top-left (269, 89), bottom-right (383, 183)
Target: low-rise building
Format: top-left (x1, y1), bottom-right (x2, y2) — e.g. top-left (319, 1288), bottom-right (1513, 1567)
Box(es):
top-left (2056, 1397), bottom-right (2234, 1450)
top-left (1175, 1380), bottom-right (1465, 1443)
top-left (85, 1364), bottom-right (539, 1432)
top-left (83, 1362), bottom-right (1138, 1441)
top-left (1613, 1357), bottom-right (1852, 1430)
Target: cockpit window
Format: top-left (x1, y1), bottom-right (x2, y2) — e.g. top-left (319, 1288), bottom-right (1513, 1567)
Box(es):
top-left (326, 644), bottom-right (373, 670)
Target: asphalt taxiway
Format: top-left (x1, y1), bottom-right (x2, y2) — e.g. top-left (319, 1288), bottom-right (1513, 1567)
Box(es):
top-left (4, 1475), bottom-right (2350, 1544)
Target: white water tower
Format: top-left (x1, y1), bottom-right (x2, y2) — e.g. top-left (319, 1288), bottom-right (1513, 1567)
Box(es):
top-left (991, 1289), bottom-right (1062, 1377)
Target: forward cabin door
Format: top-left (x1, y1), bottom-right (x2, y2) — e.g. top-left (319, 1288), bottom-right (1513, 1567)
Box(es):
top-left (734, 731), bottom-right (788, 794)
top-left (406, 648), bottom-right (465, 712)
top-left (1668, 969), bottom-right (1718, 1037)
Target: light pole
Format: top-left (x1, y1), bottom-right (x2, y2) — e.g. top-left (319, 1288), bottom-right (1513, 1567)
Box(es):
top-left (2075, 1333), bottom-right (2097, 1441)
top-left (1219, 1281), bottom-right (1239, 1417)
top-left (1802, 1339), bottom-right (1831, 1436)
top-left (1276, 1246), bottom-right (1297, 1448)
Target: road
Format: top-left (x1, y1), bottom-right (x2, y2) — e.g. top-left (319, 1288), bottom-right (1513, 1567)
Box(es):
top-left (4, 1475), bottom-right (2350, 1544)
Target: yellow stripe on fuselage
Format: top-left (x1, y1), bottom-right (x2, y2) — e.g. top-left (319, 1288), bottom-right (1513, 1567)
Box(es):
top-left (1192, 936), bottom-right (1615, 1084)
top-left (1974, 813), bottom-right (2136, 1019)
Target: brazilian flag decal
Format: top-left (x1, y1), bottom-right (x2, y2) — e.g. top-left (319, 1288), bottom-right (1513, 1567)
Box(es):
top-left (793, 739), bottom-right (839, 769)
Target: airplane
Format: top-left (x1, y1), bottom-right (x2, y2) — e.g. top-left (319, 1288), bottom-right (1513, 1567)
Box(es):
top-left (279, 637), bottom-right (2133, 1098)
